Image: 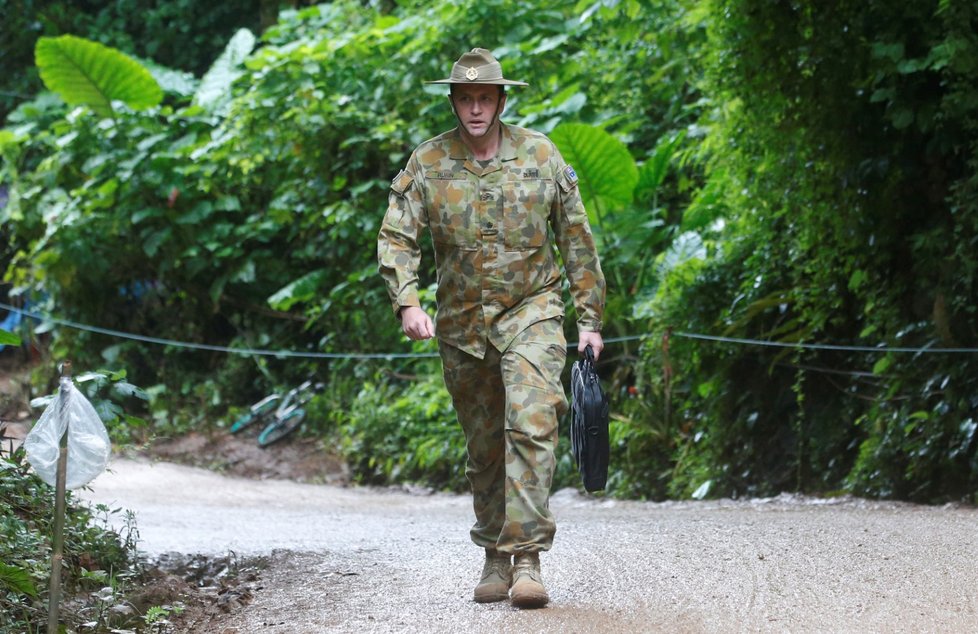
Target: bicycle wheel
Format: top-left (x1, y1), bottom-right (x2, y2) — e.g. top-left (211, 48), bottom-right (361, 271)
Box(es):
top-left (257, 407), bottom-right (306, 447)
top-left (229, 394), bottom-right (281, 433)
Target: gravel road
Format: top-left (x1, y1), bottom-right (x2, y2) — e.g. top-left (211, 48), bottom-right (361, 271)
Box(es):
top-left (79, 458), bottom-right (978, 633)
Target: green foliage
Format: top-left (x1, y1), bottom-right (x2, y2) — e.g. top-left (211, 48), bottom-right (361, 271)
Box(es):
top-left (0, 0), bottom-right (971, 511)
top-left (1, 0), bottom-right (261, 122)
top-left (29, 368), bottom-right (151, 444)
top-left (637, 0), bottom-right (978, 502)
top-left (32, 0), bottom-right (978, 506)
top-left (0, 561), bottom-right (37, 597)
top-left (339, 373), bottom-right (467, 490)
top-left (2, 0), bottom-right (701, 464)
top-left (1, 447), bottom-right (140, 632)
top-left (35, 35), bottom-right (163, 118)
top-left (550, 123), bottom-right (639, 223)
top-left (143, 602), bottom-right (185, 632)
top-left (0, 328), bottom-right (21, 346)
top-left (193, 28), bottom-right (257, 113)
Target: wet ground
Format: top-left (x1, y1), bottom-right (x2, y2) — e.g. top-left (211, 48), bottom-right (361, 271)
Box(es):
top-left (78, 458), bottom-right (978, 633)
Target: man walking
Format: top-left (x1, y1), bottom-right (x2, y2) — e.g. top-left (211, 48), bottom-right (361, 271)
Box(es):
top-left (377, 48), bottom-right (605, 609)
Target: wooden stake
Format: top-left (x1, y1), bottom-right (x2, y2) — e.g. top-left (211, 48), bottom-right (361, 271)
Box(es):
top-left (47, 360), bottom-right (71, 634)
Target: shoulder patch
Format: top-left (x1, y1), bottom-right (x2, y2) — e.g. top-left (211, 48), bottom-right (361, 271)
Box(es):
top-left (390, 170), bottom-right (414, 196)
top-left (564, 165), bottom-right (578, 185)
top-left (556, 164), bottom-right (579, 193)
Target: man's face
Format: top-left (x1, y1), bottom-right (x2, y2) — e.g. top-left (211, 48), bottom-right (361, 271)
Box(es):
top-left (451, 84), bottom-right (505, 137)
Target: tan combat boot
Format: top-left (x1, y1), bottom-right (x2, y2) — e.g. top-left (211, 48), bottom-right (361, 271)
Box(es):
top-left (509, 552), bottom-right (549, 608)
top-left (473, 549), bottom-right (512, 603)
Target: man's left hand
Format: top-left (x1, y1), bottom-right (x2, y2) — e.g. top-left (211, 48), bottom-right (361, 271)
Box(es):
top-left (578, 331), bottom-right (604, 361)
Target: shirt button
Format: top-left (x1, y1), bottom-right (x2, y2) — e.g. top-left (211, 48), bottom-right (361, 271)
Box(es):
top-left (480, 192), bottom-right (493, 201)
top-left (485, 221), bottom-right (493, 229)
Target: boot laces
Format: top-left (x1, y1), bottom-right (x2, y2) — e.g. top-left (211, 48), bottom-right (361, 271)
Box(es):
top-left (512, 553), bottom-right (541, 582)
top-left (482, 552), bottom-right (511, 581)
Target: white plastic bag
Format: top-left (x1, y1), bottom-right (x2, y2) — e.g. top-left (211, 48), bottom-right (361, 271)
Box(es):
top-left (24, 378), bottom-right (111, 489)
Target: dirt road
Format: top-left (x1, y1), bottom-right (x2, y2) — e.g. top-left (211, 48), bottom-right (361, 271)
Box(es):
top-left (79, 458), bottom-right (978, 633)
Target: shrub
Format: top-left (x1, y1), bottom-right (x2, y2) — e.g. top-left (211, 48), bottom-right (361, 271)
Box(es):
top-left (1, 447), bottom-right (140, 632)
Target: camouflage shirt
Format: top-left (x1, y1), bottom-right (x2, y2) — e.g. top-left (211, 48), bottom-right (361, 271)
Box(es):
top-left (377, 123), bottom-right (605, 359)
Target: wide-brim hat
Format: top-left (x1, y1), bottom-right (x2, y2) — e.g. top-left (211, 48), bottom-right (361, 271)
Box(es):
top-left (425, 48), bottom-right (528, 86)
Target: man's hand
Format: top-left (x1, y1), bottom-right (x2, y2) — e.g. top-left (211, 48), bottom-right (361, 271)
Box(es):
top-left (578, 330), bottom-right (604, 361)
top-left (400, 306), bottom-right (435, 340)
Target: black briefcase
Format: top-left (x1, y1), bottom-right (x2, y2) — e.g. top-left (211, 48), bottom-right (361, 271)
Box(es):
top-left (570, 344), bottom-right (610, 492)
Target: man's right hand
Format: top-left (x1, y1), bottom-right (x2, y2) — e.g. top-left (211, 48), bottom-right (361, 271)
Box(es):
top-left (400, 306), bottom-right (435, 340)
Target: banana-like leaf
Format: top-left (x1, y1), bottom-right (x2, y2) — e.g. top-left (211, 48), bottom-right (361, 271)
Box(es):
top-left (550, 123), bottom-right (638, 224)
top-left (35, 35), bottom-right (162, 118)
top-left (140, 58), bottom-right (199, 98)
top-left (194, 28), bottom-right (257, 112)
top-left (635, 132), bottom-right (685, 204)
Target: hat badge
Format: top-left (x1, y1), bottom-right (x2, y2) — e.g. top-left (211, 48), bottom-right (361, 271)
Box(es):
top-left (465, 67), bottom-right (479, 81)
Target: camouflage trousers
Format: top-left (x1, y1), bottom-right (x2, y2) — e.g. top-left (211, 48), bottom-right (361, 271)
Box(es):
top-left (440, 318), bottom-right (569, 554)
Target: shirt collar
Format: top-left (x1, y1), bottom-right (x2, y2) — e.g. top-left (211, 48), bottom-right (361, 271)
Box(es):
top-left (448, 123), bottom-right (517, 162)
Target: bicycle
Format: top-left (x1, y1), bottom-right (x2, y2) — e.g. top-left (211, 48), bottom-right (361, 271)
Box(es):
top-left (229, 380), bottom-right (323, 447)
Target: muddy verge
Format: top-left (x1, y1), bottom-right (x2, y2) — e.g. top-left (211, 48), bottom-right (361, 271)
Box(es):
top-left (121, 427), bottom-right (351, 627)
top-left (120, 551), bottom-right (267, 632)
top-left (141, 429), bottom-right (349, 484)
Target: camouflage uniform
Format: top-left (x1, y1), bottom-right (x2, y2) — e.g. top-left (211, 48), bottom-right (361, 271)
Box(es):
top-left (377, 122), bottom-right (605, 553)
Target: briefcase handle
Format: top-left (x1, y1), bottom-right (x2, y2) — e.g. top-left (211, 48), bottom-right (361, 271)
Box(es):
top-left (583, 343), bottom-right (595, 364)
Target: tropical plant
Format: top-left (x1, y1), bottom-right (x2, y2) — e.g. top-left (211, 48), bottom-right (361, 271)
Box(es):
top-left (35, 35), bottom-right (163, 118)
top-left (4, 0), bottom-right (700, 449)
top-left (0, 0), bottom-right (261, 122)
top-left (192, 28), bottom-right (257, 113)
top-left (640, 0), bottom-right (978, 502)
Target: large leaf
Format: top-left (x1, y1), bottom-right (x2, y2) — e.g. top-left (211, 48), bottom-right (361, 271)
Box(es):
top-left (35, 35), bottom-right (162, 118)
top-left (657, 231), bottom-right (706, 279)
top-left (0, 329), bottom-right (20, 346)
top-left (550, 123), bottom-right (638, 223)
top-left (0, 562), bottom-right (38, 598)
top-left (112, 381), bottom-right (150, 401)
top-left (193, 28), bottom-right (256, 112)
top-left (140, 58), bottom-right (199, 98)
top-left (268, 269), bottom-right (328, 312)
top-left (635, 132), bottom-right (685, 204)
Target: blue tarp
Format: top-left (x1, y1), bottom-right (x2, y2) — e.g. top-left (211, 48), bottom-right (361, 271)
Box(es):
top-left (0, 307), bottom-right (23, 352)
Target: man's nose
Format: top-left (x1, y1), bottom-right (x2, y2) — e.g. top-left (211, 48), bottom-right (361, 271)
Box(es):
top-left (471, 99), bottom-right (483, 114)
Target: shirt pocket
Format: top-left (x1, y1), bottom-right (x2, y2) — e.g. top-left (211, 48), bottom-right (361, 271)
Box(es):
top-left (502, 176), bottom-right (554, 250)
top-left (426, 172), bottom-right (477, 249)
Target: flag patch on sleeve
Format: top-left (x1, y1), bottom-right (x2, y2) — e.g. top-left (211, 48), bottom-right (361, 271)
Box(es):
top-left (564, 165), bottom-right (578, 184)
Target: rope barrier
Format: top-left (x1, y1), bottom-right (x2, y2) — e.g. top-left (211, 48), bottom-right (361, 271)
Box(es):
top-left (2, 301), bottom-right (977, 358)
top-left (672, 332), bottom-right (978, 354)
top-left (0, 302), bottom-right (435, 359)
